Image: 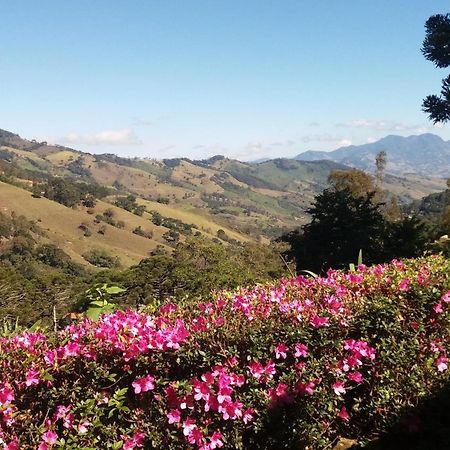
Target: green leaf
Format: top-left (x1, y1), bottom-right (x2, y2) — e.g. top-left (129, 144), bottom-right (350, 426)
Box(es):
top-left (29, 319), bottom-right (43, 331)
top-left (105, 286), bottom-right (126, 294)
top-left (89, 300), bottom-right (106, 307)
top-left (358, 248), bottom-right (363, 265)
top-left (299, 269), bottom-right (318, 278)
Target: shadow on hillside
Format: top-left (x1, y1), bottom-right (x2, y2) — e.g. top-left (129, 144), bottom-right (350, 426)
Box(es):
top-left (356, 382), bottom-right (450, 450)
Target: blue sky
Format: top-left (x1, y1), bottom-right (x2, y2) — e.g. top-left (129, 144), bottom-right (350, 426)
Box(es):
top-left (1, 0), bottom-right (449, 160)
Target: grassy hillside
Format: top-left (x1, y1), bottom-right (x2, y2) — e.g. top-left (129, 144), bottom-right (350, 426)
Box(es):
top-left (0, 128), bottom-right (446, 262)
top-left (0, 182), bottom-right (162, 266)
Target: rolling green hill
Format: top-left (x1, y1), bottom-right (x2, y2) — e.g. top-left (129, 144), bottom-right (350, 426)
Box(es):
top-left (0, 128), bottom-right (446, 267)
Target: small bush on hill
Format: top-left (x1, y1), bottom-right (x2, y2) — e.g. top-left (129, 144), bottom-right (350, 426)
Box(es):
top-left (115, 195), bottom-right (146, 216)
top-left (95, 211), bottom-right (126, 230)
top-left (149, 211), bottom-right (195, 235)
top-left (82, 248), bottom-right (120, 268)
top-left (132, 226), bottom-right (153, 239)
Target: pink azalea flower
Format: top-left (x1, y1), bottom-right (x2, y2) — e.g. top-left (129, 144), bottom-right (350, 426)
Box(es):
top-left (442, 291), bottom-right (450, 303)
top-left (248, 361), bottom-right (264, 380)
top-left (437, 355), bottom-right (448, 372)
top-left (132, 375), bottom-right (155, 394)
top-left (243, 407), bottom-right (255, 424)
top-left (294, 343), bottom-right (308, 358)
top-left (55, 405), bottom-right (71, 419)
top-left (430, 340), bottom-right (443, 353)
top-left (310, 315), bottom-right (329, 328)
top-left (122, 430), bottom-right (145, 450)
top-left (187, 427), bottom-right (203, 445)
top-left (275, 343), bottom-right (288, 359)
top-left (167, 409), bottom-right (181, 424)
top-left (61, 342), bottom-right (82, 359)
top-left (398, 278), bottom-right (410, 291)
top-left (25, 368), bottom-right (40, 387)
top-left (263, 360), bottom-right (276, 379)
top-left (214, 316), bottom-right (225, 327)
top-left (0, 385), bottom-right (14, 405)
top-left (159, 303), bottom-right (177, 314)
top-left (209, 431), bottom-right (224, 449)
top-left (193, 380), bottom-right (211, 402)
top-left (296, 381), bottom-right (315, 396)
top-left (4, 439), bottom-right (19, 450)
top-left (268, 383), bottom-right (293, 406)
top-left (332, 381), bottom-right (346, 396)
top-left (348, 273), bottom-right (363, 284)
top-left (347, 372), bottom-right (363, 383)
top-left (182, 418), bottom-right (197, 436)
top-left (78, 420), bottom-right (91, 434)
top-left (338, 406), bottom-right (350, 421)
top-left (226, 356), bottom-right (238, 367)
top-left (44, 350), bottom-right (57, 366)
top-left (392, 259), bottom-right (405, 270)
top-left (219, 399), bottom-right (243, 420)
top-left (434, 303), bottom-right (444, 314)
top-left (42, 430), bottom-right (58, 445)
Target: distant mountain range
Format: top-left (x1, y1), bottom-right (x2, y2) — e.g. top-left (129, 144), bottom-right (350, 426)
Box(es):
top-left (295, 133), bottom-right (450, 177)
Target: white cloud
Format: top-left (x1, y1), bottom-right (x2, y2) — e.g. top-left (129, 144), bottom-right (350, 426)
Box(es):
top-left (338, 118), bottom-right (438, 134)
top-left (59, 128), bottom-right (142, 146)
top-left (348, 119), bottom-right (410, 131)
top-left (269, 140), bottom-right (296, 148)
top-left (301, 134), bottom-right (351, 144)
top-left (337, 139), bottom-right (352, 147)
top-left (131, 116), bottom-right (153, 127)
top-left (230, 141), bottom-right (268, 161)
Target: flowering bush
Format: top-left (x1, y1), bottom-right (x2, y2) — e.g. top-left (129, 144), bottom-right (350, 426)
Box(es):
top-left (0, 255), bottom-right (449, 449)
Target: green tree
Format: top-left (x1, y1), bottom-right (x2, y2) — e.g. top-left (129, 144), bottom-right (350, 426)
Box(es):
top-left (375, 150), bottom-right (387, 186)
top-left (281, 189), bottom-right (386, 273)
top-left (383, 216), bottom-right (429, 260)
top-left (327, 169), bottom-right (379, 199)
top-left (422, 14), bottom-right (450, 123)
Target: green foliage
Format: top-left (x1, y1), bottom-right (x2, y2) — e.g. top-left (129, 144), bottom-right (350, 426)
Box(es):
top-left (281, 189), bottom-right (430, 273)
top-left (157, 196), bottom-right (170, 204)
top-left (0, 264), bottom-right (88, 326)
top-left (422, 13), bottom-right (450, 123)
top-left (78, 222), bottom-right (92, 237)
top-left (93, 237), bottom-right (287, 308)
top-left (0, 316), bottom-right (21, 338)
top-left (150, 210), bottom-right (196, 235)
top-left (150, 211), bottom-right (163, 226)
top-left (132, 226), bottom-right (153, 239)
top-left (35, 244), bottom-right (85, 276)
top-left (281, 189), bottom-right (386, 273)
top-left (38, 176), bottom-right (110, 207)
top-left (77, 283), bottom-right (126, 320)
top-left (163, 229), bottom-right (180, 244)
top-left (409, 187), bottom-right (450, 237)
top-left (115, 195), bottom-right (146, 216)
top-left (82, 249), bottom-right (121, 269)
top-left (1, 256), bottom-right (450, 448)
top-left (95, 209), bottom-right (126, 230)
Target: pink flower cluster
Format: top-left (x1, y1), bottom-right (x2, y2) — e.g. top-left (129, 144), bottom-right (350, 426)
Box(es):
top-left (0, 256), bottom-right (449, 449)
top-left (164, 364), bottom-right (253, 449)
top-left (0, 310), bottom-right (190, 449)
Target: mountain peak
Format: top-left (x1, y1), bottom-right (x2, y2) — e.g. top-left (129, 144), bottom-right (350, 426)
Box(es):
top-left (295, 133), bottom-right (450, 177)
